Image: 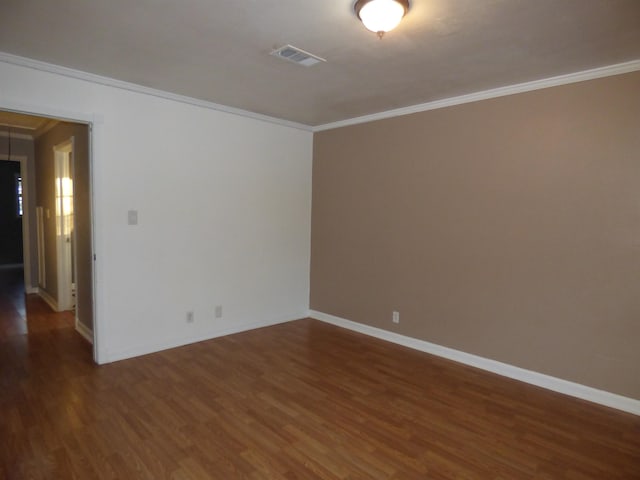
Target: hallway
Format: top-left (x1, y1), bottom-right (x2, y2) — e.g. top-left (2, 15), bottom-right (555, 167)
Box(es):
top-left (0, 265), bottom-right (75, 339)
top-left (0, 265), bottom-right (95, 479)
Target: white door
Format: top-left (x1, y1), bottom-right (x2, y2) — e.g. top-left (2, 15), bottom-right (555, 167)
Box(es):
top-left (54, 139), bottom-right (75, 311)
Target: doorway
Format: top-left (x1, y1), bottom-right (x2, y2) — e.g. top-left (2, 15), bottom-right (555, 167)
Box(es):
top-left (0, 112), bottom-right (95, 351)
top-left (54, 139), bottom-right (75, 312)
top-left (0, 160), bottom-right (23, 266)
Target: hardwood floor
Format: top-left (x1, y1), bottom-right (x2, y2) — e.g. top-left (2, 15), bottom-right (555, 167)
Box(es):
top-left (1, 273), bottom-right (639, 479)
top-left (0, 267), bottom-right (74, 339)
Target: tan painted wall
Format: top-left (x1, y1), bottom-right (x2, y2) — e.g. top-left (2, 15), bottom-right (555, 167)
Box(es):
top-left (311, 71), bottom-right (640, 400)
top-left (35, 122), bottom-right (93, 331)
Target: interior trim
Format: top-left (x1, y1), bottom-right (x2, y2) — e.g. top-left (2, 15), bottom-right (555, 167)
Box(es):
top-left (309, 310), bottom-right (640, 416)
top-left (38, 288), bottom-right (59, 312)
top-left (0, 51), bottom-right (312, 132)
top-left (75, 318), bottom-right (94, 344)
top-left (313, 59), bottom-right (640, 131)
top-left (3, 51), bottom-right (638, 134)
top-left (104, 312), bottom-right (307, 364)
top-left (0, 131), bottom-right (33, 140)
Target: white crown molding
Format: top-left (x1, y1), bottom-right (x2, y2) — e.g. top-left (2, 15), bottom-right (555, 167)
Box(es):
top-left (34, 119), bottom-right (60, 139)
top-left (309, 310), bottom-right (640, 416)
top-left (3, 51), bottom-right (638, 135)
top-left (0, 130), bottom-right (33, 140)
top-left (314, 59), bottom-right (640, 132)
top-left (0, 51), bottom-right (312, 132)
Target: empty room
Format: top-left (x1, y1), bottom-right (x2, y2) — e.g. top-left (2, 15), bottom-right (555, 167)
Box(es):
top-left (0, 1), bottom-right (639, 478)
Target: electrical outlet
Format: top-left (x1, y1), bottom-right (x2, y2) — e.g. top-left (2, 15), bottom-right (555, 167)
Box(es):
top-left (214, 305), bottom-right (223, 319)
top-left (186, 311), bottom-right (194, 323)
top-left (392, 311), bottom-right (400, 324)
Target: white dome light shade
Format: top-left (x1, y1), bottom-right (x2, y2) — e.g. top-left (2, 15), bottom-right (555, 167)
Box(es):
top-left (355, 0), bottom-right (409, 36)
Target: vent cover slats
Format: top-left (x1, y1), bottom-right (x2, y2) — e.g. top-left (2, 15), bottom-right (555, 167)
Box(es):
top-left (270, 45), bottom-right (326, 67)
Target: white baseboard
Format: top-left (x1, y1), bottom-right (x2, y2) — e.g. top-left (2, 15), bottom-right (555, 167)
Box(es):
top-left (25, 286), bottom-right (39, 295)
top-left (75, 319), bottom-right (94, 344)
top-left (38, 289), bottom-right (59, 312)
top-left (309, 310), bottom-right (640, 416)
top-left (104, 312), bottom-right (307, 364)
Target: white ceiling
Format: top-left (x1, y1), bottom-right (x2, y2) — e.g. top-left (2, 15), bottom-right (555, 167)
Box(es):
top-left (0, 0), bottom-right (639, 126)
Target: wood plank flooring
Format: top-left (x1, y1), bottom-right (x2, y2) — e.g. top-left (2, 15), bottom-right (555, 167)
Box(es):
top-left (1, 274), bottom-right (639, 478)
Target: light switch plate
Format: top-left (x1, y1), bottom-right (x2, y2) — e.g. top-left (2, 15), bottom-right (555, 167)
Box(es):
top-left (127, 210), bottom-right (138, 225)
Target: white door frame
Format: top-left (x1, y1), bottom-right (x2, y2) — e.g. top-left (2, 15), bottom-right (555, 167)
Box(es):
top-left (0, 152), bottom-right (33, 292)
top-left (53, 138), bottom-right (76, 312)
top-left (0, 101), bottom-right (103, 364)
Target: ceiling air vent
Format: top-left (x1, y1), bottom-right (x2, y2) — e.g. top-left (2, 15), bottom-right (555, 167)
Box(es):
top-left (270, 45), bottom-right (326, 67)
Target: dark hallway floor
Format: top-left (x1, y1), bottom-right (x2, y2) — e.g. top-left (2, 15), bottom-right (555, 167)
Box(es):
top-left (0, 264), bottom-right (75, 339)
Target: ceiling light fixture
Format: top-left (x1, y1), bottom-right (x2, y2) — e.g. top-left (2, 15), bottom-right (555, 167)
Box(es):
top-left (354, 0), bottom-right (410, 39)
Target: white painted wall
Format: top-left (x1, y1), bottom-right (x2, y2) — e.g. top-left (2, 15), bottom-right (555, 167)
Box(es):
top-left (0, 59), bottom-right (313, 363)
